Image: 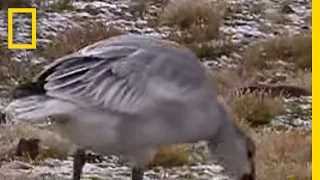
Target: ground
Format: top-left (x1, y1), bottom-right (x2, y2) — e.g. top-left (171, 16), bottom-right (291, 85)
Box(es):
top-left (0, 0), bottom-right (312, 179)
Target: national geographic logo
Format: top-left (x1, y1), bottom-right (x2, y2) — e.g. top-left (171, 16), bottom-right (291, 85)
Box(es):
top-left (7, 8), bottom-right (37, 49)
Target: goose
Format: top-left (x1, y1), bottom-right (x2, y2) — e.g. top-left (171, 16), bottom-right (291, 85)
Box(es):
top-left (5, 34), bottom-right (255, 180)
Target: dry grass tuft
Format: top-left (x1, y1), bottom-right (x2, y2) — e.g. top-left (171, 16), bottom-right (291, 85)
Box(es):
top-left (38, 21), bottom-right (124, 59)
top-left (159, 0), bottom-right (234, 60)
top-left (0, 0), bottom-right (31, 9)
top-left (211, 67), bottom-right (285, 126)
top-left (185, 40), bottom-right (237, 60)
top-left (160, 0), bottom-right (225, 32)
top-left (212, 63), bottom-right (311, 179)
top-left (148, 144), bottom-right (193, 168)
top-left (285, 70), bottom-right (312, 93)
top-left (167, 35), bottom-right (237, 60)
top-left (160, 0), bottom-right (226, 42)
top-left (0, 59), bottom-right (43, 86)
top-left (211, 67), bottom-right (259, 95)
top-left (221, 101), bottom-right (311, 180)
top-left (219, 88), bottom-right (311, 179)
top-left (252, 129), bottom-right (311, 180)
top-left (243, 34), bottom-right (312, 70)
top-left (224, 91), bottom-right (285, 126)
top-left (50, 0), bottom-right (75, 12)
top-left (0, 42), bottom-right (42, 86)
top-left (0, 124), bottom-right (71, 161)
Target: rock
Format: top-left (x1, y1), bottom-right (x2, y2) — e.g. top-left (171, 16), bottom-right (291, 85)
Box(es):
top-left (281, 4), bottom-right (295, 14)
top-left (86, 152), bottom-right (105, 164)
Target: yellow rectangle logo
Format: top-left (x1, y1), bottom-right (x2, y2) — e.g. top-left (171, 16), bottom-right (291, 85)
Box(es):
top-left (8, 8), bottom-right (37, 49)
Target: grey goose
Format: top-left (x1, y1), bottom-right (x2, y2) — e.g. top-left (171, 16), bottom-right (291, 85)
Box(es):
top-left (6, 34), bottom-right (255, 180)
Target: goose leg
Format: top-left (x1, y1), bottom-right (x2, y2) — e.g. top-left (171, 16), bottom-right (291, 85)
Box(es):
top-left (129, 147), bottom-right (156, 180)
top-left (132, 166), bottom-right (144, 180)
top-left (73, 148), bottom-right (86, 180)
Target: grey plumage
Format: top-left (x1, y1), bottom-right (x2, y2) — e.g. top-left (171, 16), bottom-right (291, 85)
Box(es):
top-left (6, 34), bottom-right (255, 180)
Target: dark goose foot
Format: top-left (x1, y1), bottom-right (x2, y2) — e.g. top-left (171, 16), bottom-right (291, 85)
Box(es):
top-left (132, 166), bottom-right (144, 180)
top-left (73, 148), bottom-right (86, 180)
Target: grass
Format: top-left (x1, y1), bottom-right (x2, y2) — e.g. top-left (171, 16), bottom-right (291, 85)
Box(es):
top-left (0, 124), bottom-right (197, 169)
top-left (0, 1), bottom-right (311, 177)
top-left (160, 0), bottom-right (226, 41)
top-left (163, 0), bottom-right (225, 41)
top-left (166, 33), bottom-right (238, 60)
top-left (0, 0), bottom-right (74, 11)
top-left (243, 34), bottom-right (312, 70)
top-left (0, 41), bottom-right (43, 86)
top-left (33, 0), bottom-right (75, 11)
top-left (1, 22), bottom-right (125, 87)
top-left (0, 58), bottom-right (43, 86)
top-left (148, 144), bottom-right (194, 168)
top-left (0, 124), bottom-right (71, 161)
top-left (184, 40), bottom-right (237, 60)
top-left (284, 70), bottom-right (312, 93)
top-left (213, 68), bottom-right (285, 127)
top-left (49, 0), bottom-right (75, 12)
top-left (0, 0), bottom-right (31, 9)
top-left (0, 120), bottom-right (310, 180)
top-left (252, 129), bottom-right (311, 180)
top-left (158, 0), bottom-right (236, 60)
top-left (214, 67), bottom-right (311, 179)
top-left (211, 67), bottom-right (259, 95)
top-left (220, 95), bottom-right (311, 180)
top-left (223, 91), bottom-right (285, 126)
top-left (159, 0), bottom-right (225, 34)
top-left (38, 21), bottom-right (124, 60)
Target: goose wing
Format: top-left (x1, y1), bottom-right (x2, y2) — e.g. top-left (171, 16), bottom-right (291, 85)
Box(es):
top-left (36, 35), bottom-right (207, 114)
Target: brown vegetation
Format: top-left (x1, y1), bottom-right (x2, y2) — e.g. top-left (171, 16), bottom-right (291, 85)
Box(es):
top-left (237, 84), bottom-right (311, 98)
top-left (218, 98), bottom-right (311, 180)
top-left (284, 70), bottom-right (312, 93)
top-left (0, 0), bottom-right (75, 11)
top-left (211, 62), bottom-right (311, 179)
top-left (243, 34), bottom-right (312, 70)
top-left (49, 0), bottom-right (75, 12)
top-left (159, 0), bottom-right (225, 35)
top-left (38, 21), bottom-right (124, 60)
top-left (148, 144), bottom-right (193, 168)
top-left (252, 129), bottom-right (311, 180)
top-left (224, 91), bottom-right (285, 126)
top-left (185, 40), bottom-right (237, 60)
top-left (0, 124), bottom-right (71, 161)
top-left (0, 41), bottom-right (43, 86)
top-left (0, 0), bottom-right (31, 9)
top-left (159, 0), bottom-right (233, 60)
top-left (0, 1), bottom-right (311, 179)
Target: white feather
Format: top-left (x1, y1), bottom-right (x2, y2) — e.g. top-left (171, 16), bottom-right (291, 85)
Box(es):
top-left (5, 95), bottom-right (77, 123)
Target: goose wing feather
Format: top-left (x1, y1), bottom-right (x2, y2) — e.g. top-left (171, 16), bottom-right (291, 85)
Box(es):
top-left (36, 35), bottom-right (207, 114)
